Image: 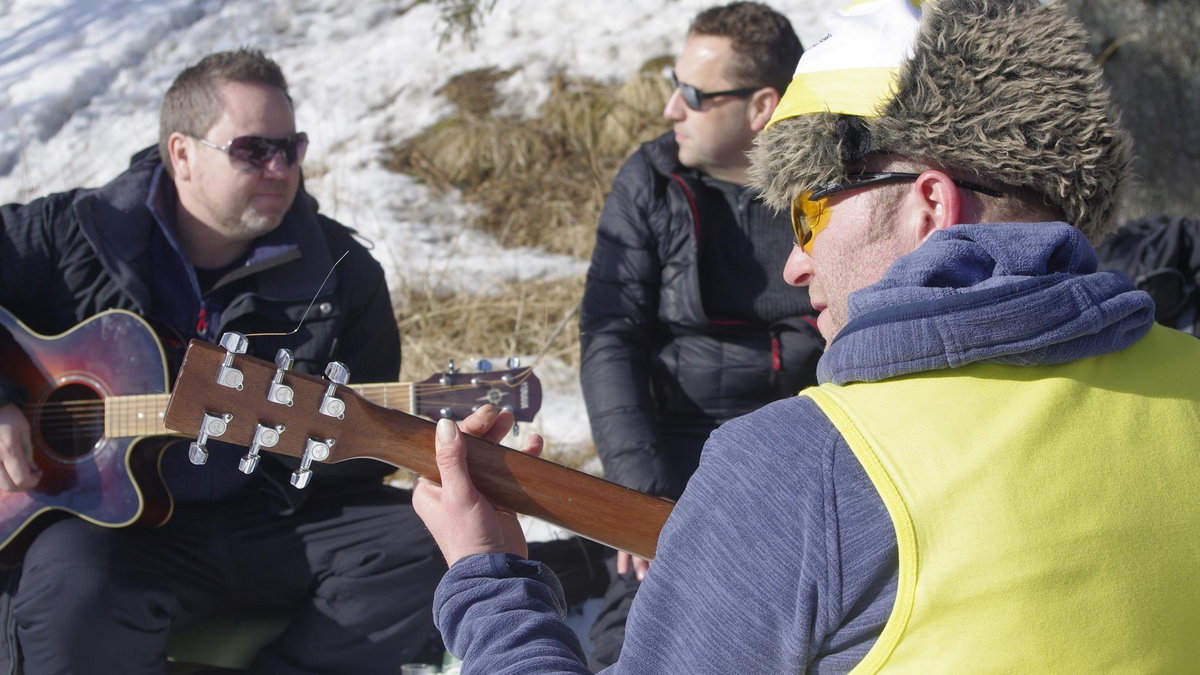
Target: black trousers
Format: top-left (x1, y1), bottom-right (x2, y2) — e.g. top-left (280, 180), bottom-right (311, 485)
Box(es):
top-left (587, 552), bottom-right (640, 671)
top-left (10, 486), bottom-right (445, 675)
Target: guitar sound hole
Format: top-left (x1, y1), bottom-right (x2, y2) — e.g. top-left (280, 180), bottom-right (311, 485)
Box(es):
top-left (41, 384), bottom-right (103, 458)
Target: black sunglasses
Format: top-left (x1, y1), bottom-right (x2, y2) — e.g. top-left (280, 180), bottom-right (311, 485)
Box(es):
top-left (194, 132), bottom-right (309, 169)
top-left (664, 68), bottom-right (760, 111)
top-left (810, 172), bottom-right (1004, 201)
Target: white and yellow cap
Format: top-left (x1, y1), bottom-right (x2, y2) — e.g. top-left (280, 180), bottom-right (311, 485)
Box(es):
top-left (768, 0), bottom-right (923, 126)
top-left (749, 0), bottom-right (1131, 243)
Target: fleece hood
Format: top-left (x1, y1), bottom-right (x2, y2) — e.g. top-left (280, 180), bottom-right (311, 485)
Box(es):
top-left (819, 222), bottom-right (1155, 385)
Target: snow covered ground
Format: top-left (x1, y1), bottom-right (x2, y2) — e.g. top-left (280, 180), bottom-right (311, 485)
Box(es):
top-left (0, 0), bottom-right (832, 466)
top-left (1, 0), bottom-right (837, 659)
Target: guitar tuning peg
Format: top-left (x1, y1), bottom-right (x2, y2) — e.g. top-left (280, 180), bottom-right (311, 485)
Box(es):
top-left (325, 361), bottom-right (349, 385)
top-left (319, 362), bottom-right (349, 419)
top-left (240, 423), bottom-right (284, 474)
top-left (291, 437), bottom-right (333, 489)
top-left (502, 357), bottom-right (522, 386)
top-left (268, 348), bottom-right (295, 406)
top-left (475, 358), bottom-right (493, 372)
top-left (216, 332), bottom-right (248, 390)
top-left (189, 411), bottom-right (232, 465)
top-left (440, 359), bottom-right (458, 386)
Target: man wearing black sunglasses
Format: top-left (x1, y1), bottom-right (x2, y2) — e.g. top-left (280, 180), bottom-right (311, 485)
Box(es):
top-left (579, 2), bottom-right (815, 669)
top-left (0, 49), bottom-right (442, 673)
top-left (411, 1), bottom-right (1200, 673)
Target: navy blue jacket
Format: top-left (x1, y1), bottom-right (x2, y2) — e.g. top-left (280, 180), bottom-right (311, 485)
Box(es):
top-left (0, 148), bottom-right (401, 505)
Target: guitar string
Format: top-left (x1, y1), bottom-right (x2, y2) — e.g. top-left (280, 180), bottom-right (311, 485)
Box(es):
top-left (25, 376), bottom-right (535, 429)
top-left (26, 379), bottom-right (526, 415)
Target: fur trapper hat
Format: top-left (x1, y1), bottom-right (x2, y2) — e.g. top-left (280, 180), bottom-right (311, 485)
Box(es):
top-left (748, 0), bottom-right (1131, 242)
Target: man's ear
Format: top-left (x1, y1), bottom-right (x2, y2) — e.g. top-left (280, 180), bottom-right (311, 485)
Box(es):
top-left (167, 132), bottom-right (193, 181)
top-left (748, 87), bottom-right (781, 132)
top-left (903, 170), bottom-right (962, 245)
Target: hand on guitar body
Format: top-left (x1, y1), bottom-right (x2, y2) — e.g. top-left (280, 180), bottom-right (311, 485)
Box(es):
top-left (0, 403), bottom-right (40, 491)
top-left (413, 404), bottom-right (545, 566)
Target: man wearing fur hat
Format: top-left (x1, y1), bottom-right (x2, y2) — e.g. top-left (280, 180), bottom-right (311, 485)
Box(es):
top-left (413, 0), bottom-right (1200, 672)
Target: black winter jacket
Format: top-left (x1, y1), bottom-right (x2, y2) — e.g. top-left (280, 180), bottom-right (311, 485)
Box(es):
top-left (0, 148), bottom-right (401, 507)
top-left (580, 133), bottom-right (821, 498)
top-left (1095, 214), bottom-right (1199, 336)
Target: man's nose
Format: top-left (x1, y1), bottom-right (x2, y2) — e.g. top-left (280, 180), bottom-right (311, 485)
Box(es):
top-left (260, 150), bottom-right (293, 177)
top-left (782, 245), bottom-right (813, 287)
top-left (662, 88), bottom-right (686, 121)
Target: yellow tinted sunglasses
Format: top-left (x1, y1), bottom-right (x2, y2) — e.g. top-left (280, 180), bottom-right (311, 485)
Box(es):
top-left (790, 172), bottom-right (1003, 253)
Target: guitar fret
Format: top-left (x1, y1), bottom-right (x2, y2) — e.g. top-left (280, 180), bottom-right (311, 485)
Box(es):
top-left (351, 383), bottom-right (414, 415)
top-left (105, 394), bottom-right (169, 437)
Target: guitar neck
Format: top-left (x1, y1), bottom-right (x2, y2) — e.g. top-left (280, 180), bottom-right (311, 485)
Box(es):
top-left (105, 384), bottom-right (417, 438)
top-left (163, 339), bottom-right (672, 559)
top-left (359, 402), bottom-right (673, 560)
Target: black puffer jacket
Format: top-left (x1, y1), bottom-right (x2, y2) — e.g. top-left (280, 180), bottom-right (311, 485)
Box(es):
top-left (580, 133), bottom-right (822, 498)
top-left (0, 148), bottom-right (401, 507)
top-left (1095, 214), bottom-right (1199, 336)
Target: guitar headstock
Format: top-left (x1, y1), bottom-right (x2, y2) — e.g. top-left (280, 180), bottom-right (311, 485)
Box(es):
top-left (165, 335), bottom-right (673, 560)
top-left (413, 360), bottom-right (542, 423)
top-left (163, 335), bottom-right (542, 489)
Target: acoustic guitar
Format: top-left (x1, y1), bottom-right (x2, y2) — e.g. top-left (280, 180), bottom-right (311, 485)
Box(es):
top-left (164, 335), bottom-right (674, 560)
top-left (0, 307), bottom-right (542, 563)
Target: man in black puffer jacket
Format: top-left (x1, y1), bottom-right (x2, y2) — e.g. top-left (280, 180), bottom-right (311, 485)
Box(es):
top-left (0, 49), bottom-right (442, 673)
top-left (580, 3), bottom-right (820, 667)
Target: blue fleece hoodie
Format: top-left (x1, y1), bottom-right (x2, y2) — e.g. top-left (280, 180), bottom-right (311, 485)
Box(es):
top-left (432, 223), bottom-right (1155, 674)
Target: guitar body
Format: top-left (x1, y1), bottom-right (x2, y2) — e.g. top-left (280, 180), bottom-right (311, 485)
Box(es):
top-left (0, 308), bottom-right (173, 564)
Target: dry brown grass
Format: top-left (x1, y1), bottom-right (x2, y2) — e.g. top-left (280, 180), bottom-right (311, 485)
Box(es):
top-left (394, 275), bottom-right (586, 386)
top-left (384, 59), bottom-right (672, 470)
top-left (386, 58), bottom-right (673, 259)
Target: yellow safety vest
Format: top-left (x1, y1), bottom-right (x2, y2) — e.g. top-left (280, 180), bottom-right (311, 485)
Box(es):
top-left (805, 324), bottom-right (1200, 673)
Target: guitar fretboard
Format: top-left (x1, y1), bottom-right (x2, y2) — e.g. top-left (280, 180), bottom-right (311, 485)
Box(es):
top-left (104, 384), bottom-right (418, 438)
top-left (104, 393), bottom-right (172, 437)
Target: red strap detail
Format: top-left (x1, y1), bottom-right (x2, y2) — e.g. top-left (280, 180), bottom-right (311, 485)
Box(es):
top-left (670, 173), bottom-right (703, 249)
top-left (771, 336), bottom-right (782, 371)
top-left (195, 307), bottom-right (208, 334)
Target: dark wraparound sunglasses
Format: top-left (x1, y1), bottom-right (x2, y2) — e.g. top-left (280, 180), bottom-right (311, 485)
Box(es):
top-left (194, 132), bottom-right (309, 170)
top-left (790, 172), bottom-right (1004, 253)
top-left (664, 68), bottom-right (759, 111)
